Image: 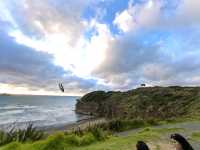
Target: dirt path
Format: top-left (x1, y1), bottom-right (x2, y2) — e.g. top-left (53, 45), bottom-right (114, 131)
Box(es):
top-left (116, 121), bottom-right (200, 150)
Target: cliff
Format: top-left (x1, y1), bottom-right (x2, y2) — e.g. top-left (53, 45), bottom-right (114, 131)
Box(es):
top-left (76, 86), bottom-right (200, 120)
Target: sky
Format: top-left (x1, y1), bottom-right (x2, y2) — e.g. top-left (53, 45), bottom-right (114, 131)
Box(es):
top-left (0, 0), bottom-right (200, 95)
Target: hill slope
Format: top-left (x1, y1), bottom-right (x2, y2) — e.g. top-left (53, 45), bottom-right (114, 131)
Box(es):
top-left (76, 86), bottom-right (200, 120)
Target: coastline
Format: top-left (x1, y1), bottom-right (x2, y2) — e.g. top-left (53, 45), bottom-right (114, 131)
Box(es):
top-left (0, 115), bottom-right (106, 134)
top-left (41, 117), bottom-right (107, 134)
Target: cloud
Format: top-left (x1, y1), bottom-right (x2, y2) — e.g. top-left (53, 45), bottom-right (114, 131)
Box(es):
top-left (177, 0), bottom-right (200, 24)
top-left (0, 22), bottom-right (106, 95)
top-left (91, 0), bottom-right (200, 89)
top-left (1, 0), bottom-right (200, 94)
top-left (113, 0), bottom-right (162, 32)
top-left (2, 0), bottom-right (89, 46)
top-left (91, 32), bottom-right (163, 89)
top-left (93, 33), bottom-right (161, 75)
top-left (0, 0), bottom-right (118, 78)
top-left (92, 30), bottom-right (200, 89)
top-left (113, 0), bottom-right (200, 33)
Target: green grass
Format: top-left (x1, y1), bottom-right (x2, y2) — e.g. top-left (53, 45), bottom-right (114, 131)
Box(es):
top-left (191, 131), bottom-right (200, 142)
top-left (0, 127), bottom-right (183, 150)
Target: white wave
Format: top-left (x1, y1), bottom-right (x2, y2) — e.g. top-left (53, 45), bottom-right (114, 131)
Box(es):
top-left (0, 105), bottom-right (76, 126)
top-left (0, 97), bottom-right (80, 129)
top-left (0, 110), bottom-right (24, 116)
top-left (0, 105), bottom-right (38, 110)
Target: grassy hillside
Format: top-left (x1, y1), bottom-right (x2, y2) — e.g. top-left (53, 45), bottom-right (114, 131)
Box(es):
top-left (76, 86), bottom-right (200, 120)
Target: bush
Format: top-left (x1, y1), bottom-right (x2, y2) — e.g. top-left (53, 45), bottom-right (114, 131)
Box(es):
top-left (65, 132), bottom-right (96, 146)
top-left (43, 132), bottom-right (65, 150)
top-left (0, 124), bottom-right (45, 146)
top-left (108, 120), bottom-right (124, 132)
top-left (72, 127), bottom-right (84, 136)
top-left (80, 133), bottom-right (96, 145)
top-left (65, 134), bottom-right (80, 146)
top-left (88, 127), bottom-right (108, 141)
top-left (126, 120), bottom-right (146, 129)
top-left (0, 130), bottom-right (13, 146)
top-left (105, 119), bottom-right (147, 132)
top-left (14, 124), bottom-right (45, 142)
top-left (70, 119), bottom-right (153, 134)
top-left (146, 119), bottom-right (159, 126)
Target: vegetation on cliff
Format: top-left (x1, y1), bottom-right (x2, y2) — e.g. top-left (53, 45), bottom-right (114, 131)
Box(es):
top-left (76, 86), bottom-right (200, 120)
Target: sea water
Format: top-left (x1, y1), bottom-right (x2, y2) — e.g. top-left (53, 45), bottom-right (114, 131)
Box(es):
top-left (0, 95), bottom-right (85, 129)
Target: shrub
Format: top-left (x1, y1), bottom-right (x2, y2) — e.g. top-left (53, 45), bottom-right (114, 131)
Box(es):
top-left (146, 119), bottom-right (159, 126)
top-left (72, 127), bottom-right (84, 136)
top-left (108, 120), bottom-right (124, 132)
top-left (14, 124), bottom-right (45, 142)
top-left (127, 120), bottom-right (146, 129)
top-left (105, 119), bottom-right (147, 132)
top-left (0, 130), bottom-right (13, 146)
top-left (65, 134), bottom-right (80, 146)
top-left (80, 132), bottom-right (96, 145)
top-left (0, 124), bottom-right (45, 146)
top-left (65, 132), bottom-right (96, 146)
top-left (88, 127), bottom-right (108, 141)
top-left (43, 132), bottom-right (65, 150)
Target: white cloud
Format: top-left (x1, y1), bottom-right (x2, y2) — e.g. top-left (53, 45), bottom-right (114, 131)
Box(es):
top-left (176, 0), bottom-right (200, 25)
top-left (113, 0), bottom-right (162, 32)
top-left (113, 0), bottom-right (200, 33)
top-left (1, 0), bottom-right (112, 78)
top-left (91, 0), bottom-right (200, 89)
top-left (0, 26), bottom-right (109, 95)
top-left (3, 0), bottom-right (88, 44)
top-left (113, 9), bottom-right (135, 32)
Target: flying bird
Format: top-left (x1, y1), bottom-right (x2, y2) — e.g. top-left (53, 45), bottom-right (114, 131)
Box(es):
top-left (170, 133), bottom-right (194, 150)
top-left (59, 83), bottom-right (64, 92)
top-left (136, 141), bottom-right (150, 150)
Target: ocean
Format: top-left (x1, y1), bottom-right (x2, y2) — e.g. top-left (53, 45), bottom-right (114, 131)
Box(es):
top-left (0, 95), bottom-right (86, 130)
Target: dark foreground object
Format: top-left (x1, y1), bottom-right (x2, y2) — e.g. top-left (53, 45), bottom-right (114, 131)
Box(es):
top-left (136, 141), bottom-right (150, 150)
top-left (171, 133), bottom-right (194, 150)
